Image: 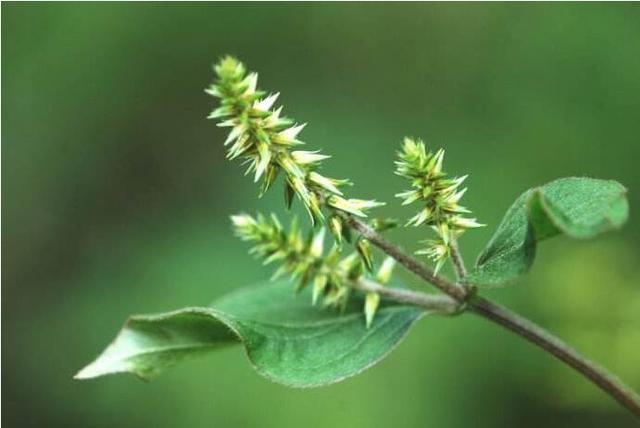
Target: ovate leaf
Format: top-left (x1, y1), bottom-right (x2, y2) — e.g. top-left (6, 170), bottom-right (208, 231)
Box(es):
top-left (468, 177), bottom-right (628, 287)
top-left (75, 280), bottom-right (425, 387)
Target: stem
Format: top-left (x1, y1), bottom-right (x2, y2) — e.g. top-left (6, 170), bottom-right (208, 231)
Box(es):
top-left (469, 296), bottom-right (640, 417)
top-left (342, 214), bottom-right (640, 418)
top-left (352, 278), bottom-right (459, 315)
top-left (448, 236), bottom-right (467, 280)
top-left (341, 214), bottom-right (468, 301)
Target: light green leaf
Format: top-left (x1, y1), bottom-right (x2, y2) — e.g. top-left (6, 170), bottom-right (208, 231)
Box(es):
top-left (468, 177), bottom-right (628, 287)
top-left (75, 280), bottom-right (425, 387)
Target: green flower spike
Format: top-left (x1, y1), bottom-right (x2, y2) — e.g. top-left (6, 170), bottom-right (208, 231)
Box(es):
top-left (395, 137), bottom-right (484, 271)
top-left (231, 213), bottom-right (370, 311)
top-left (208, 56), bottom-right (384, 225)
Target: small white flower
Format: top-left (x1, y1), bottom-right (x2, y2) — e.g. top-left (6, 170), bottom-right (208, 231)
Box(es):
top-left (242, 72), bottom-right (258, 95)
top-left (312, 274), bottom-right (328, 305)
top-left (207, 105), bottom-right (232, 119)
top-left (310, 228), bottom-right (326, 258)
top-left (327, 196), bottom-right (384, 217)
top-left (365, 292), bottom-right (380, 328)
top-left (309, 172), bottom-right (344, 195)
top-left (406, 208), bottom-right (431, 227)
top-left (223, 123), bottom-right (246, 146)
top-left (253, 92), bottom-right (280, 112)
top-left (375, 257), bottom-right (396, 284)
top-left (395, 189), bottom-right (421, 205)
top-left (278, 155), bottom-right (305, 179)
top-left (450, 216), bottom-right (485, 229)
top-left (328, 216), bottom-right (343, 245)
top-left (230, 214), bottom-right (255, 228)
top-left (291, 150), bottom-right (330, 165)
top-left (429, 148), bottom-right (445, 175)
top-left (254, 141), bottom-right (272, 182)
top-left (276, 123), bottom-right (306, 145)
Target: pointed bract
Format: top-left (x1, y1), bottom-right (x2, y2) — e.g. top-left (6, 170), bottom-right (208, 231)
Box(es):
top-left (375, 257), bottom-right (396, 284)
top-left (365, 292), bottom-right (380, 328)
top-left (356, 238), bottom-right (374, 272)
top-left (328, 216), bottom-right (343, 246)
top-left (253, 92), bottom-right (280, 112)
top-left (312, 274), bottom-right (328, 305)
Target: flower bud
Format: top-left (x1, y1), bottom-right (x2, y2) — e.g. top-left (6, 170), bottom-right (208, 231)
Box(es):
top-left (312, 274), bottom-right (328, 305)
top-left (309, 228), bottom-right (325, 258)
top-left (356, 238), bottom-right (373, 272)
top-left (365, 292), bottom-right (380, 328)
top-left (328, 216), bottom-right (343, 246)
top-left (375, 257), bottom-right (395, 284)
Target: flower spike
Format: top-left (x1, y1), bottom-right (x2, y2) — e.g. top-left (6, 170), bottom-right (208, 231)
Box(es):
top-left (395, 137), bottom-right (484, 272)
top-left (232, 213), bottom-right (376, 313)
top-left (208, 56), bottom-right (383, 225)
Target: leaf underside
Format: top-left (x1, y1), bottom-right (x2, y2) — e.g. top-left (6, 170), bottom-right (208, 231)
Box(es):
top-left (75, 280), bottom-right (425, 387)
top-left (468, 177), bottom-right (628, 287)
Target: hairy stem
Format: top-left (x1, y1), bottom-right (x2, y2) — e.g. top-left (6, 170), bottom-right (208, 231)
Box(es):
top-left (340, 214), bottom-right (468, 301)
top-left (469, 296), bottom-right (640, 417)
top-left (352, 278), bottom-right (459, 315)
top-left (448, 236), bottom-right (467, 280)
top-left (343, 214), bottom-right (640, 418)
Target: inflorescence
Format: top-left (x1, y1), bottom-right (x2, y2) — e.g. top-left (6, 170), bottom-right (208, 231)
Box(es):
top-left (395, 137), bottom-right (483, 273)
top-left (208, 57), bottom-right (482, 326)
top-left (206, 56), bottom-right (384, 226)
top-left (231, 213), bottom-right (395, 326)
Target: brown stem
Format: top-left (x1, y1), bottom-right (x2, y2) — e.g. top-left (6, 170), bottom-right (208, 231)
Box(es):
top-left (342, 214), bottom-right (640, 418)
top-left (469, 296), bottom-right (640, 417)
top-left (448, 236), bottom-right (467, 280)
top-left (352, 278), bottom-right (459, 315)
top-left (340, 214), bottom-right (468, 301)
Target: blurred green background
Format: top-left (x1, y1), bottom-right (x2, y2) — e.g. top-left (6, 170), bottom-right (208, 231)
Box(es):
top-left (3, 3), bottom-right (640, 427)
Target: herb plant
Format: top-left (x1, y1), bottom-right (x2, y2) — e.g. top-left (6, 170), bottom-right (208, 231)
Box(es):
top-left (76, 57), bottom-right (640, 418)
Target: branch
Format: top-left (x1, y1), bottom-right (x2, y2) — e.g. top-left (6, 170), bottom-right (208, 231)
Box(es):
top-left (340, 214), bottom-right (468, 301)
top-left (352, 278), bottom-right (459, 315)
top-left (448, 236), bottom-right (467, 279)
top-left (469, 296), bottom-right (640, 417)
top-left (343, 214), bottom-right (640, 418)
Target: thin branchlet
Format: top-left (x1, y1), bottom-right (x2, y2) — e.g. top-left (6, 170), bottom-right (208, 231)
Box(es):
top-left (448, 237), bottom-right (467, 279)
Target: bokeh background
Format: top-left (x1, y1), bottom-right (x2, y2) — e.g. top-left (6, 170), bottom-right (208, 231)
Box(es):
top-left (3, 3), bottom-right (640, 427)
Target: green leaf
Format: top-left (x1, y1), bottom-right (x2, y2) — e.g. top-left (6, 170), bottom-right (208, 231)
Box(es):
top-left (75, 280), bottom-right (425, 387)
top-left (467, 177), bottom-right (628, 287)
